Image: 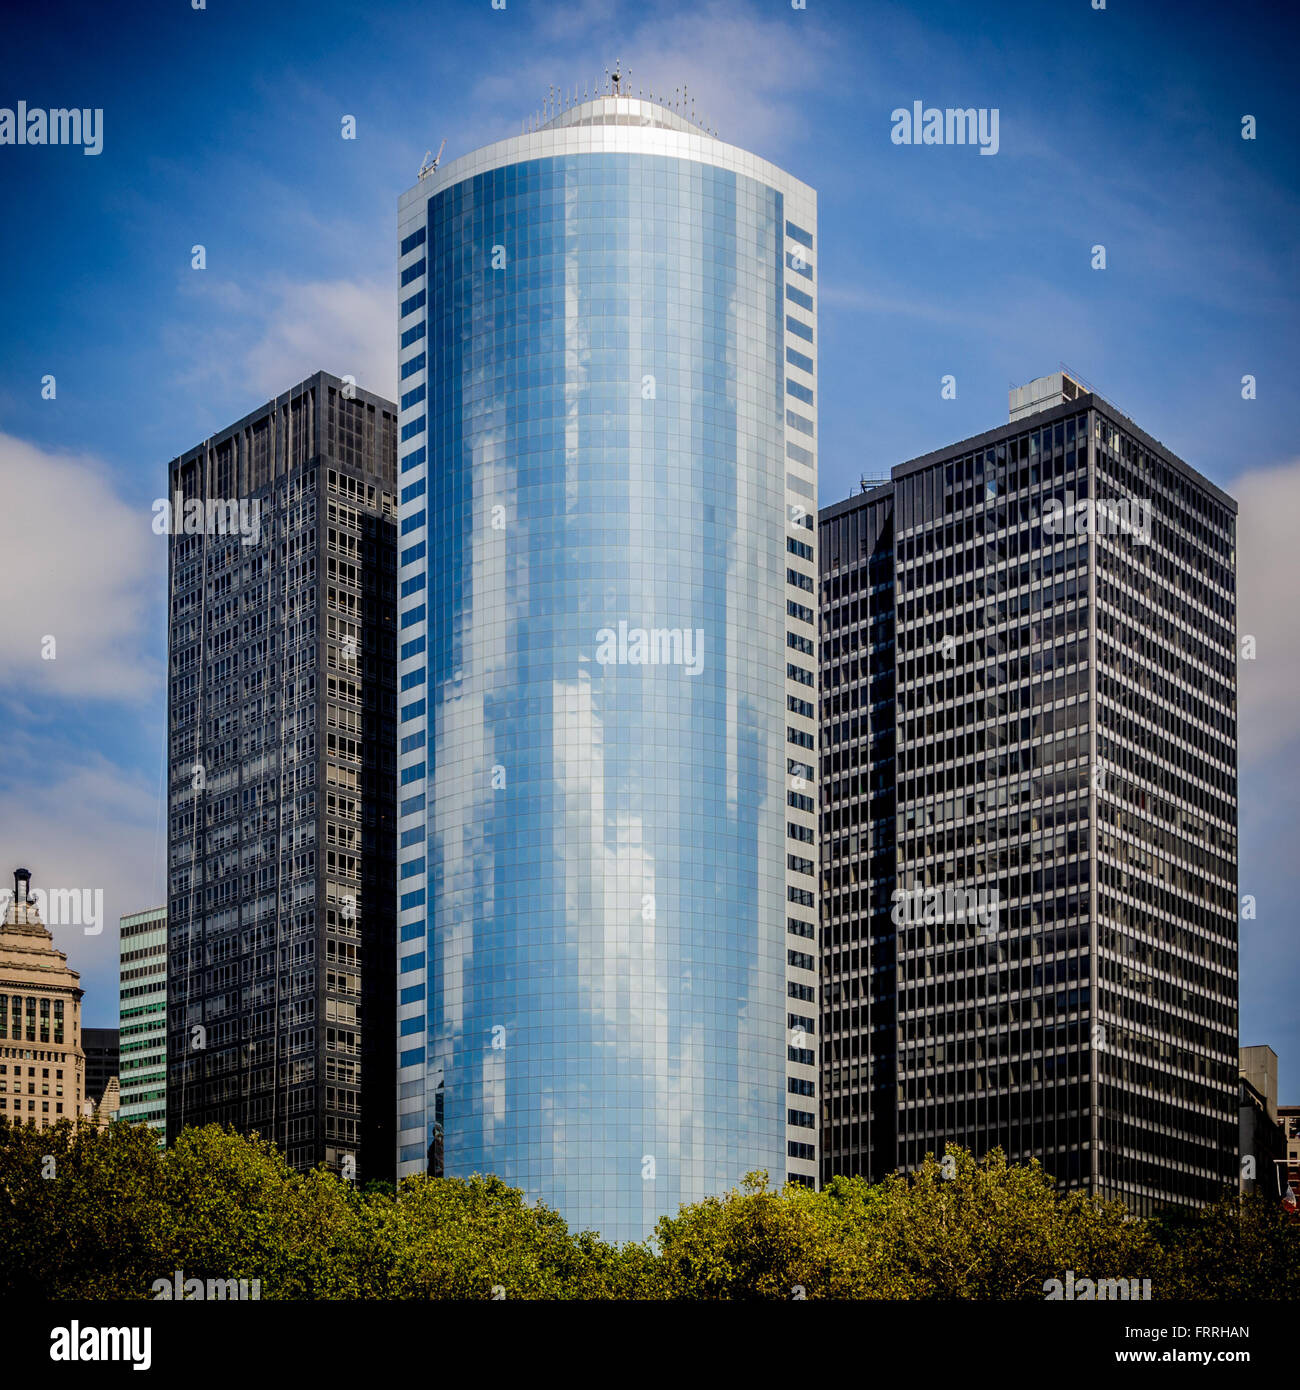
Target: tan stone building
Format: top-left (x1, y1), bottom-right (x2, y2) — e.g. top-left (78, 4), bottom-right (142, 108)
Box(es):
top-left (0, 868), bottom-right (86, 1128)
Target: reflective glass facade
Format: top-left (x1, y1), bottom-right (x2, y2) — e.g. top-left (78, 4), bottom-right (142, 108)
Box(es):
top-left (397, 98), bottom-right (818, 1241)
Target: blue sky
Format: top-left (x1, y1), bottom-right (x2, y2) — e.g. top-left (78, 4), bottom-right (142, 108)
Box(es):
top-left (0, 0), bottom-right (1296, 1095)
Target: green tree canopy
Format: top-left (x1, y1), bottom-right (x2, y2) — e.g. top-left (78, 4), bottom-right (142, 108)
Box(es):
top-left (0, 1120), bottom-right (1291, 1300)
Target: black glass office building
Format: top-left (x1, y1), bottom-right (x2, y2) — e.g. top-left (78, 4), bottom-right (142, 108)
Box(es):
top-left (166, 372), bottom-right (398, 1181)
top-left (820, 374), bottom-right (1238, 1214)
top-left (820, 486), bottom-right (897, 1184)
top-left (395, 87), bottom-right (820, 1241)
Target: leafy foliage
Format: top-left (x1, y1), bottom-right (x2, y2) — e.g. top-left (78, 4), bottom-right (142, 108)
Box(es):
top-left (1152, 1189), bottom-right (1300, 1299)
top-left (0, 1120), bottom-right (1290, 1300)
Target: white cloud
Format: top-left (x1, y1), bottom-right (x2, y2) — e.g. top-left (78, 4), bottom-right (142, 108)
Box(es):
top-left (1234, 457), bottom-right (1300, 765)
top-left (819, 282), bottom-right (970, 326)
top-left (0, 751), bottom-right (164, 1028)
top-left (244, 277), bottom-right (397, 403)
top-left (0, 434), bottom-right (161, 701)
top-left (611, 6), bottom-right (833, 152)
top-left (468, 0), bottom-right (834, 161)
top-left (170, 275), bottom-right (397, 408)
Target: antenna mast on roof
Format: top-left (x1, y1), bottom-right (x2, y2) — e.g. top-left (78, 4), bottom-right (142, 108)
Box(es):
top-left (417, 138), bottom-right (447, 181)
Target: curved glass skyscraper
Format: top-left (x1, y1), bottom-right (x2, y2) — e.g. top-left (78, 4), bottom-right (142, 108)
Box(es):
top-left (395, 85), bottom-right (818, 1241)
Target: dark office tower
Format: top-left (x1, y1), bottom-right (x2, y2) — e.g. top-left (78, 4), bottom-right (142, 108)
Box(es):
top-left (82, 1027), bottom-right (119, 1109)
top-left (819, 489), bottom-right (896, 1184)
top-left (819, 374), bottom-right (1238, 1214)
top-left (166, 372), bottom-right (398, 1181)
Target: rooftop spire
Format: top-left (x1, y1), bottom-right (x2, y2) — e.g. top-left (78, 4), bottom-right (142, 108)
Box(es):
top-left (4, 865), bottom-right (44, 932)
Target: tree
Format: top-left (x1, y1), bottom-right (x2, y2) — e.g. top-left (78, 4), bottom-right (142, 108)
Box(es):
top-left (0, 1116), bottom-right (167, 1299)
top-left (840, 1148), bottom-right (1159, 1299)
top-left (157, 1126), bottom-right (384, 1299)
top-left (653, 1150), bottom-right (1160, 1299)
top-left (2, 1120), bottom-right (1294, 1300)
top-left (379, 1172), bottom-right (652, 1299)
top-left (1154, 1190), bottom-right (1300, 1299)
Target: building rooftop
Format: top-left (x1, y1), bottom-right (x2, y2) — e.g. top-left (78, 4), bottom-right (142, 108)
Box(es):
top-left (3, 867), bottom-right (49, 938)
top-left (401, 61), bottom-right (813, 214)
top-left (522, 64), bottom-right (717, 139)
top-left (827, 376), bottom-right (1237, 517)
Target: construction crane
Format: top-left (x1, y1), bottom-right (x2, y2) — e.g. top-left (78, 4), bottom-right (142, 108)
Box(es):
top-left (417, 138), bottom-right (446, 181)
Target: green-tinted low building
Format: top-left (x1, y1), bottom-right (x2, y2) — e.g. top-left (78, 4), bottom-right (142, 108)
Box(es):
top-left (119, 906), bottom-right (166, 1142)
